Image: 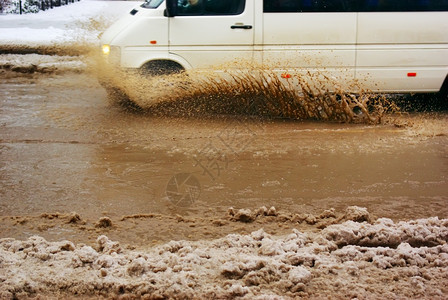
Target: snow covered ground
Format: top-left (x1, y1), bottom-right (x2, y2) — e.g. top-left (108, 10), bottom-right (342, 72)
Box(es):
top-left (1, 207), bottom-right (447, 298)
top-left (0, 0), bottom-right (138, 47)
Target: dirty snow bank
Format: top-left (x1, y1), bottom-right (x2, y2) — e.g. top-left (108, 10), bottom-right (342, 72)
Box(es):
top-left (1, 207), bottom-right (447, 299)
top-left (0, 54), bottom-right (86, 73)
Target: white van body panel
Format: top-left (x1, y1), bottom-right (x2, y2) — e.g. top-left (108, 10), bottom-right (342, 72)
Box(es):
top-left (120, 16), bottom-right (169, 68)
top-left (168, 2), bottom-right (255, 69)
top-left (100, 11), bottom-right (142, 45)
top-left (262, 13), bottom-right (357, 67)
top-left (357, 12), bottom-right (448, 44)
top-left (356, 12), bottom-right (448, 92)
top-left (101, 6), bottom-right (172, 69)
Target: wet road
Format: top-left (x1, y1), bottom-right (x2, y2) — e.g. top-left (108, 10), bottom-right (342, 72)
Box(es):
top-left (1, 71), bottom-right (447, 245)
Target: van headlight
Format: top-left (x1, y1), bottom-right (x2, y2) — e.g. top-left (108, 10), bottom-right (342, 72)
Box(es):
top-left (102, 44), bottom-right (110, 55)
top-left (102, 44), bottom-right (121, 66)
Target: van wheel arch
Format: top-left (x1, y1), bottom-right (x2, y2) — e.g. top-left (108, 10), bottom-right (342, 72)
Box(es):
top-left (140, 60), bottom-right (185, 76)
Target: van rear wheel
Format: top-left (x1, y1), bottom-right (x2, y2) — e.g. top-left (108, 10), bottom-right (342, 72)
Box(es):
top-left (437, 76), bottom-right (448, 109)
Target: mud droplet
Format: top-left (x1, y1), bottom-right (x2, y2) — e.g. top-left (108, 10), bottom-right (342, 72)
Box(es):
top-left (95, 217), bottom-right (113, 228)
top-left (100, 268), bottom-right (108, 277)
top-left (67, 212), bottom-right (82, 224)
top-left (343, 206), bottom-right (371, 223)
top-left (231, 209), bottom-right (255, 223)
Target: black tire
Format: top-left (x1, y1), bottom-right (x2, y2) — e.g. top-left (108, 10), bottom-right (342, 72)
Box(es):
top-left (437, 76), bottom-right (448, 109)
top-left (139, 60), bottom-right (184, 77)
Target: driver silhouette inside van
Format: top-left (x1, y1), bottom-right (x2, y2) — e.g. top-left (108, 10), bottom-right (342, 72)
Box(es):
top-left (179, 0), bottom-right (201, 13)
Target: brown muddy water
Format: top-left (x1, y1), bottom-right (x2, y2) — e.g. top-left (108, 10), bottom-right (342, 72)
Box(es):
top-left (0, 70), bottom-right (447, 248)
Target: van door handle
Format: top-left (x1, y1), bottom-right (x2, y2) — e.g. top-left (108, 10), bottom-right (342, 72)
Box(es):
top-left (231, 25), bottom-right (252, 30)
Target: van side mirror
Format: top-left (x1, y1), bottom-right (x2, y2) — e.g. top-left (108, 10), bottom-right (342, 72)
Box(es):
top-left (165, 0), bottom-right (177, 17)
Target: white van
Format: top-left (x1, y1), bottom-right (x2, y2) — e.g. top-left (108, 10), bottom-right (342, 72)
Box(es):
top-left (100, 0), bottom-right (448, 99)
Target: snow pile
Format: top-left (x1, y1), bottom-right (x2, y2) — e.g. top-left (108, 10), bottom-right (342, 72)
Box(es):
top-left (228, 205), bottom-right (369, 227)
top-left (1, 208), bottom-right (447, 299)
top-left (228, 206), bottom-right (278, 223)
top-left (0, 54), bottom-right (85, 73)
top-left (324, 217), bottom-right (448, 248)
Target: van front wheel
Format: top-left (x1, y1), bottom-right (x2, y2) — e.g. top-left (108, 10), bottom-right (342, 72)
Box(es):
top-left (139, 60), bottom-right (184, 77)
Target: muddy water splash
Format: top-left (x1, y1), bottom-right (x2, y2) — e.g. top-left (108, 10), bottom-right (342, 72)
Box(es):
top-left (99, 65), bottom-right (399, 123)
top-left (68, 15), bottom-right (397, 123)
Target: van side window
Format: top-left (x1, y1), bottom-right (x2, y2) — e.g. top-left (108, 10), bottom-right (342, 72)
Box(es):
top-left (359, 0), bottom-right (448, 12)
top-left (263, 0), bottom-right (357, 13)
top-left (263, 0), bottom-right (448, 12)
top-left (177, 0), bottom-right (245, 15)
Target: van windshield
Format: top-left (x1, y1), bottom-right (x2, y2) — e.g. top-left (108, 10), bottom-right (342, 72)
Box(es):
top-left (141, 0), bottom-right (164, 9)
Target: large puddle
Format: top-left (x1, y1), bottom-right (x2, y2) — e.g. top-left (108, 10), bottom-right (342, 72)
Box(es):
top-left (0, 71), bottom-right (447, 247)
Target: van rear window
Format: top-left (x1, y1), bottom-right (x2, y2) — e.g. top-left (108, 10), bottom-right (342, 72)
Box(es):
top-left (263, 0), bottom-right (448, 12)
top-left (359, 0), bottom-right (448, 12)
top-left (264, 0), bottom-right (355, 12)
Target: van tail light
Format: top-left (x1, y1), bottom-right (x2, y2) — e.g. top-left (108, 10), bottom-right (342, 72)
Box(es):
top-left (407, 72), bottom-right (417, 77)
